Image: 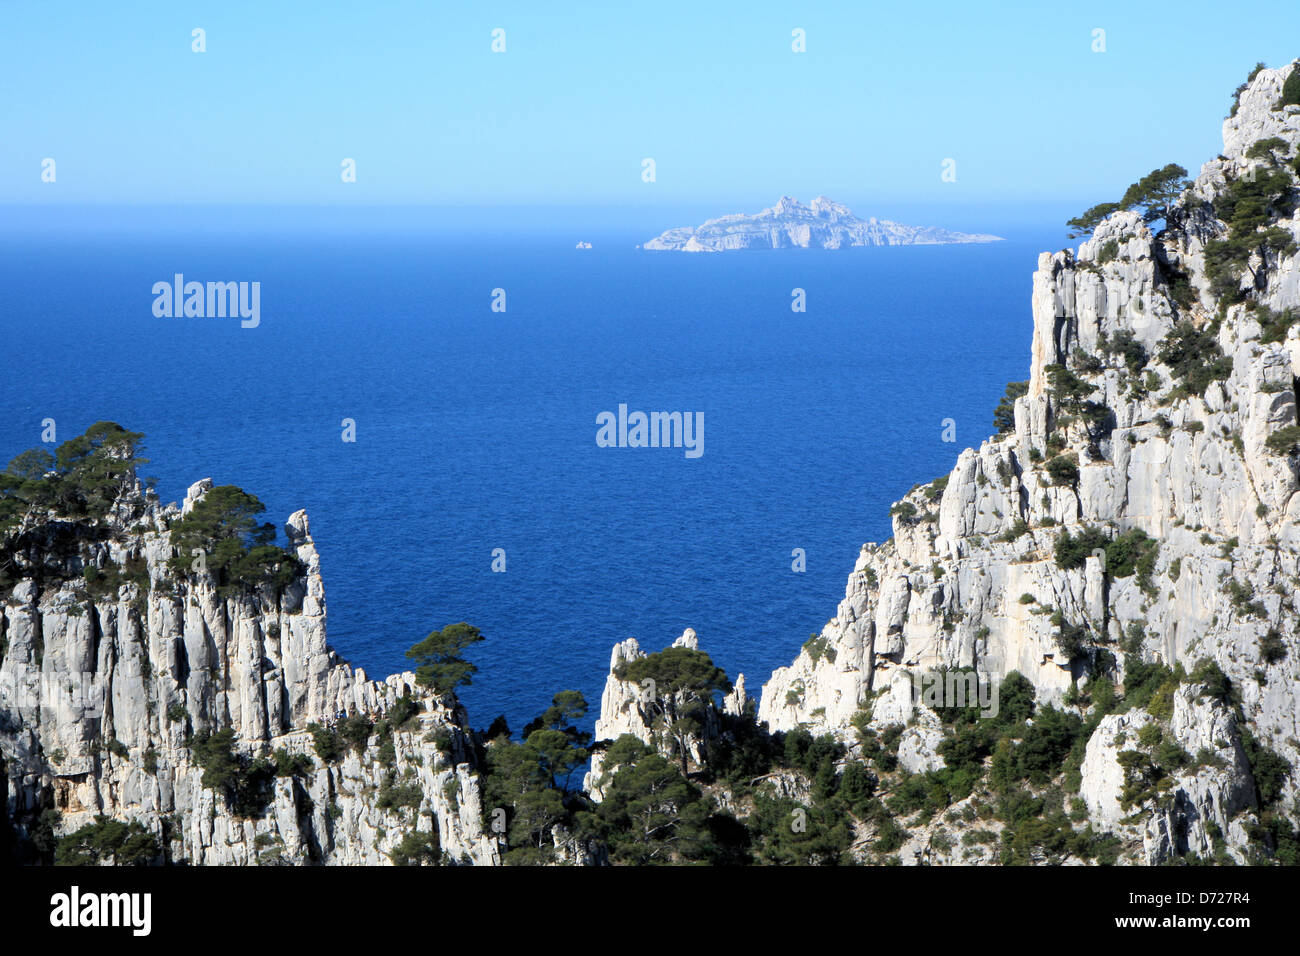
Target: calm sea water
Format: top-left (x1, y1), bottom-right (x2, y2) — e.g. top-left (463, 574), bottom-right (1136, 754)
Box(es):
top-left (0, 206), bottom-right (1066, 734)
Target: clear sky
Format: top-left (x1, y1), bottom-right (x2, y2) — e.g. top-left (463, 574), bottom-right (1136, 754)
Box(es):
top-left (2, 0), bottom-right (1298, 211)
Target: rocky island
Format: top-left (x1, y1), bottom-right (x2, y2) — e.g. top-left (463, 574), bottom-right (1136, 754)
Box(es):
top-left (5, 61), bottom-right (1300, 866)
top-left (642, 195), bottom-right (1003, 251)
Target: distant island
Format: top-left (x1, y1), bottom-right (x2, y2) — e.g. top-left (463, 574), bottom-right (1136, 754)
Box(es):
top-left (643, 195), bottom-right (1004, 251)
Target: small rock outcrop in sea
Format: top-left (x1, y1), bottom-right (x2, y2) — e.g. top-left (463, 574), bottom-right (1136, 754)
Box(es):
top-left (643, 195), bottom-right (1003, 251)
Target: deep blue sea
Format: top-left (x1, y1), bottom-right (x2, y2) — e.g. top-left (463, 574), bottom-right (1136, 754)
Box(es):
top-left (0, 205), bottom-right (1070, 735)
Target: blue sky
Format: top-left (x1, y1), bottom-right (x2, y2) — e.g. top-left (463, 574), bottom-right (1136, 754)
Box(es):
top-left (2, 0), bottom-right (1298, 211)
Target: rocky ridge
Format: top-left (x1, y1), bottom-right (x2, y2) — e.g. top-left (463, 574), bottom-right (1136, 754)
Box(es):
top-left (0, 478), bottom-right (499, 865)
top-left (749, 61), bottom-right (1300, 863)
top-left (643, 195), bottom-right (1003, 251)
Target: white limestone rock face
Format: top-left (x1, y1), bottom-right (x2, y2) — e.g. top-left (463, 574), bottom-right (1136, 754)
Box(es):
top-left (1079, 709), bottom-right (1155, 829)
top-left (582, 638), bottom-right (650, 799)
top-left (0, 491), bottom-right (501, 866)
top-left (756, 61), bottom-right (1300, 857)
top-left (896, 715), bottom-right (947, 775)
top-left (1079, 686), bottom-right (1257, 865)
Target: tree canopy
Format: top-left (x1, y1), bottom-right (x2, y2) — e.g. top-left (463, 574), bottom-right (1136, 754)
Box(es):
top-left (405, 622), bottom-right (485, 695)
top-left (480, 690), bottom-right (592, 863)
top-left (1066, 202), bottom-right (1122, 239)
top-left (0, 422), bottom-right (147, 535)
top-left (54, 815), bottom-right (159, 866)
top-left (614, 646), bottom-right (732, 699)
top-left (1066, 164), bottom-right (1190, 238)
top-left (166, 484), bottom-right (300, 596)
top-left (992, 381), bottom-right (1029, 434)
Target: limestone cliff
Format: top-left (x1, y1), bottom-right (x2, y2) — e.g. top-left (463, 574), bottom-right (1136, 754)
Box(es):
top-left (754, 62), bottom-right (1300, 862)
top-left (0, 477), bottom-right (499, 866)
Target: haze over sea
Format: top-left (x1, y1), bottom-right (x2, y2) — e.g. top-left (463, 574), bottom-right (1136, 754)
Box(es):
top-left (0, 204), bottom-right (1071, 734)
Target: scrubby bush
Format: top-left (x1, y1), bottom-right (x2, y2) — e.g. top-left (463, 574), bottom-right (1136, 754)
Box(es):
top-left (1259, 629), bottom-right (1288, 664)
top-left (1265, 424), bottom-right (1300, 455)
top-left (1203, 168), bottom-right (1298, 302)
top-left (308, 723), bottom-right (344, 763)
top-left (1158, 323), bottom-right (1233, 396)
top-left (1278, 68), bottom-right (1300, 110)
top-left (890, 500), bottom-right (919, 525)
top-left (802, 633), bottom-right (836, 664)
top-left (1054, 526), bottom-right (1109, 570)
top-left (55, 816), bottom-right (159, 866)
top-left (389, 830), bottom-right (440, 866)
top-left (190, 729), bottom-right (275, 818)
top-left (1045, 455), bottom-right (1079, 487)
top-left (273, 748), bottom-right (313, 777)
top-left (1105, 528), bottom-right (1159, 592)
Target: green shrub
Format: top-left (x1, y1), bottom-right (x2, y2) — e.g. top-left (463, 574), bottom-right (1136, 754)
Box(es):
top-left (1054, 526), bottom-right (1109, 570)
top-left (190, 729), bottom-right (275, 818)
top-left (376, 774), bottom-right (424, 812)
top-left (1278, 68), bottom-right (1300, 109)
top-left (1256, 305), bottom-right (1300, 344)
top-left (1265, 424), bottom-right (1300, 455)
top-left (1158, 323), bottom-right (1233, 396)
top-left (1053, 616), bottom-right (1090, 661)
top-left (999, 519), bottom-right (1030, 542)
top-left (389, 829), bottom-right (440, 866)
top-left (1203, 169), bottom-right (1298, 301)
top-left (1105, 528), bottom-right (1159, 592)
top-left (928, 475), bottom-right (952, 502)
top-left (802, 633), bottom-right (837, 665)
top-left (273, 748), bottom-right (314, 777)
top-left (338, 713), bottom-right (373, 752)
top-left (1241, 728), bottom-right (1293, 807)
top-left (388, 694), bottom-right (420, 730)
top-left (1225, 578), bottom-right (1266, 616)
top-left (55, 816), bottom-right (159, 866)
top-left (308, 723), bottom-right (344, 763)
top-left (1259, 629), bottom-right (1288, 664)
top-left (1045, 455), bottom-right (1079, 487)
top-left (1045, 365), bottom-right (1090, 411)
top-left (1189, 658), bottom-right (1234, 704)
top-left (890, 501), bottom-right (919, 524)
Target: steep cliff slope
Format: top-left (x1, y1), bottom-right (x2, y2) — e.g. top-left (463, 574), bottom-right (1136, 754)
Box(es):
top-left (0, 467), bottom-right (499, 865)
top-left (753, 61), bottom-right (1300, 863)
